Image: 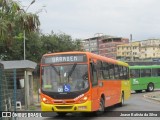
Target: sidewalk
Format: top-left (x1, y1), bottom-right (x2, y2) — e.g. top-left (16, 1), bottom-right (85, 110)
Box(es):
top-left (143, 91), bottom-right (160, 102)
top-left (19, 93), bottom-right (41, 111)
top-left (31, 93), bottom-right (41, 111)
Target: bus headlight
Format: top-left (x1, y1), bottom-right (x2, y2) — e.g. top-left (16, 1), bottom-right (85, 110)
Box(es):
top-left (43, 97), bottom-right (46, 101)
top-left (42, 97), bottom-right (52, 104)
top-left (78, 96), bottom-right (88, 103)
top-left (83, 96), bottom-right (88, 100)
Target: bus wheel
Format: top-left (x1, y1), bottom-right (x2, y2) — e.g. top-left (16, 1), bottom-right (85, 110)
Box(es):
top-left (118, 92), bottom-right (124, 107)
top-left (147, 83), bottom-right (154, 92)
top-left (96, 98), bottom-right (105, 115)
top-left (56, 112), bottom-right (67, 117)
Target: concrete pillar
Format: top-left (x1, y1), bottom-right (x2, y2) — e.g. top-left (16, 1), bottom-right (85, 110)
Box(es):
top-left (25, 70), bottom-right (34, 109)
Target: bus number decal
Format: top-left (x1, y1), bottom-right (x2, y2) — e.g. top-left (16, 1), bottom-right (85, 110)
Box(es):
top-left (133, 79), bottom-right (139, 84)
top-left (58, 87), bottom-right (63, 92)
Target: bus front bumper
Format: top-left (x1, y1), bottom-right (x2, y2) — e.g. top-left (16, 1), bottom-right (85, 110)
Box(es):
top-left (41, 101), bottom-right (92, 112)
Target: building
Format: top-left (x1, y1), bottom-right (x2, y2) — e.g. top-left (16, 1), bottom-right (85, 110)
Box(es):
top-left (82, 36), bottom-right (99, 54)
top-left (140, 39), bottom-right (160, 61)
top-left (98, 36), bottom-right (129, 59)
top-left (117, 41), bottom-right (140, 61)
top-left (82, 35), bottom-right (129, 59)
top-left (116, 39), bottom-right (160, 62)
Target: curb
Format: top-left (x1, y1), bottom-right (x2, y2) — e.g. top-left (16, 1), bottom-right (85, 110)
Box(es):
top-left (143, 93), bottom-right (160, 102)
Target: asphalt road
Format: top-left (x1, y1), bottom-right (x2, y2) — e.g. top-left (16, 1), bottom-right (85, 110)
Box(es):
top-left (18, 90), bottom-right (160, 120)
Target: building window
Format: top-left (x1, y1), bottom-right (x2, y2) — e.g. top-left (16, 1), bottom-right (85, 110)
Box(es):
top-left (153, 53), bottom-right (155, 56)
top-left (145, 54), bottom-right (147, 57)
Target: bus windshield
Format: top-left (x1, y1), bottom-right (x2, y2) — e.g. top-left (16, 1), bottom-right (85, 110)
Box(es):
top-left (41, 64), bottom-right (89, 92)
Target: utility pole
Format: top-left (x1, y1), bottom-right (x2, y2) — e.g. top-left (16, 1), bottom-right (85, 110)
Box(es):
top-left (24, 0), bottom-right (36, 110)
top-left (24, 0), bottom-right (36, 60)
top-left (24, 30), bottom-right (26, 60)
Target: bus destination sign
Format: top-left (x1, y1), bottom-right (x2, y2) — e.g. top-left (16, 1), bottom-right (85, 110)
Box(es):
top-left (43, 54), bottom-right (87, 64)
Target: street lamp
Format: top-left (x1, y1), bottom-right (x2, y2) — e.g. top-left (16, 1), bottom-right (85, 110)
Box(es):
top-left (24, 0), bottom-right (35, 60)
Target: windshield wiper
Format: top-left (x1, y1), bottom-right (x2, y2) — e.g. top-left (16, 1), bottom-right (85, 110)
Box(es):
top-left (51, 64), bottom-right (59, 75)
top-left (67, 63), bottom-right (77, 80)
top-left (50, 64), bottom-right (61, 82)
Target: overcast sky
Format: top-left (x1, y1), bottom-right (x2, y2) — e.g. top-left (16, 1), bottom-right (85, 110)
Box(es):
top-left (20, 0), bottom-right (160, 41)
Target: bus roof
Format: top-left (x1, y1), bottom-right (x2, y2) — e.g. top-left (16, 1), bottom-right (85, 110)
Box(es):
top-left (129, 65), bottom-right (160, 69)
top-left (87, 52), bottom-right (128, 67)
top-left (43, 51), bottom-right (128, 67)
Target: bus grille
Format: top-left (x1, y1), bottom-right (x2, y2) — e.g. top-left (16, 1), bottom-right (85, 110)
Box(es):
top-left (54, 100), bottom-right (75, 104)
top-left (55, 106), bottom-right (73, 110)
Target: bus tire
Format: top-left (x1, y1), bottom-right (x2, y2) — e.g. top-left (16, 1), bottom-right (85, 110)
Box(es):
top-left (56, 112), bottom-right (67, 117)
top-left (146, 83), bottom-right (154, 92)
top-left (118, 92), bottom-right (124, 107)
top-left (96, 98), bottom-right (105, 116)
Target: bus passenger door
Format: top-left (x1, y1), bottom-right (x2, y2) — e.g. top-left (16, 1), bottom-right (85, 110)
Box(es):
top-left (90, 62), bottom-right (99, 111)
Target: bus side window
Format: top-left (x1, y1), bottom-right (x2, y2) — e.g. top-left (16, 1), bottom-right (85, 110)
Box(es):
top-left (141, 69), bottom-right (151, 77)
top-left (140, 69), bottom-right (145, 77)
top-left (152, 68), bottom-right (160, 77)
top-left (90, 62), bottom-right (98, 86)
top-left (119, 66), bottom-right (124, 79)
top-left (114, 65), bottom-right (120, 79)
top-left (102, 62), bottom-right (110, 80)
top-left (123, 66), bottom-right (129, 80)
top-left (127, 67), bottom-right (129, 79)
top-left (123, 66), bottom-right (127, 80)
top-left (97, 60), bottom-right (103, 80)
top-left (131, 69), bottom-right (140, 78)
top-left (158, 69), bottom-right (160, 76)
top-left (145, 69), bottom-right (151, 77)
top-left (109, 64), bottom-right (115, 79)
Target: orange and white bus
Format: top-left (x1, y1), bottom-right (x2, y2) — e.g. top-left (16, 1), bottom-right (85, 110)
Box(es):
top-left (40, 51), bottom-right (130, 116)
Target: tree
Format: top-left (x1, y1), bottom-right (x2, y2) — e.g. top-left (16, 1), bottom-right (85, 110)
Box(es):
top-left (41, 32), bottom-right (83, 54)
top-left (25, 32), bottom-right (42, 62)
top-left (0, 31), bottom-right (42, 62)
top-left (0, 31), bottom-right (83, 62)
top-left (0, 0), bottom-right (40, 43)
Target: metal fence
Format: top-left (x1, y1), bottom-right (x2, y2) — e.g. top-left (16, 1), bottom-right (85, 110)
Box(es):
top-left (0, 64), bottom-right (12, 120)
top-left (0, 64), bottom-right (26, 120)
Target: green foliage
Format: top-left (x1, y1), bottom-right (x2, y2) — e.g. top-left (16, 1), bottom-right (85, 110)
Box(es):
top-left (41, 33), bottom-right (82, 53)
top-left (0, 0), bottom-right (40, 41)
top-left (0, 0), bottom-right (83, 63)
top-left (0, 31), bottom-right (83, 63)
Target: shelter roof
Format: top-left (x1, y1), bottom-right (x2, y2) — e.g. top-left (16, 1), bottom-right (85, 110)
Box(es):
top-left (0, 60), bottom-right (37, 70)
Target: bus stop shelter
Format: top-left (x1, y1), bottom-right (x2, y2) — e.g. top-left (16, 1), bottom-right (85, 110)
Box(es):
top-left (0, 60), bottom-right (37, 110)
